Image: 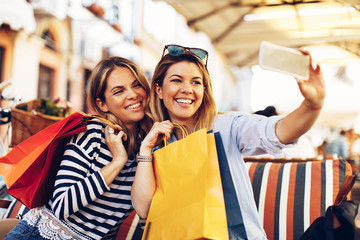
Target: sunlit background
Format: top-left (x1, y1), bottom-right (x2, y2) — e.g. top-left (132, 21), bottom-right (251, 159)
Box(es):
top-left (1, 0), bottom-right (360, 155)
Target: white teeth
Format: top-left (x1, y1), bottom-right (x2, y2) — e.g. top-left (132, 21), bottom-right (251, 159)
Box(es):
top-left (176, 99), bottom-right (192, 104)
top-left (127, 103), bottom-right (141, 109)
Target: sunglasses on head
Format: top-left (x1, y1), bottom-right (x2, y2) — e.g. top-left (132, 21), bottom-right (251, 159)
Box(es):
top-left (162, 44), bottom-right (208, 67)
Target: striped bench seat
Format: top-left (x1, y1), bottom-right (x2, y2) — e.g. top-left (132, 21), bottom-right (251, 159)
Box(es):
top-left (1, 157), bottom-right (353, 240)
top-left (244, 157), bottom-right (352, 240)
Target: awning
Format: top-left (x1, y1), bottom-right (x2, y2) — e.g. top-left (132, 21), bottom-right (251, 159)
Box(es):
top-left (0, 0), bottom-right (36, 34)
top-left (156, 0), bottom-right (360, 67)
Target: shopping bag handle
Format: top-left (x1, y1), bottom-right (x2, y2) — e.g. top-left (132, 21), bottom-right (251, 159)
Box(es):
top-left (79, 112), bottom-right (121, 131)
top-left (163, 123), bottom-right (186, 147)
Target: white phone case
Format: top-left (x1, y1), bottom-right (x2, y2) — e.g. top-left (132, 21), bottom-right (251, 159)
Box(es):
top-left (259, 41), bottom-right (310, 80)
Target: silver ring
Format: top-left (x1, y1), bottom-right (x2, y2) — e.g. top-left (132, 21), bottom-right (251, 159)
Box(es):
top-left (107, 129), bottom-right (114, 134)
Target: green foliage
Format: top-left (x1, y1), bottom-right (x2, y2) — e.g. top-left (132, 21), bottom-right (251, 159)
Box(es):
top-left (37, 98), bottom-right (72, 117)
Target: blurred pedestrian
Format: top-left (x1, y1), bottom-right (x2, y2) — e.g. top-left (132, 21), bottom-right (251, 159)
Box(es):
top-left (325, 129), bottom-right (349, 159)
top-left (254, 105), bottom-right (278, 117)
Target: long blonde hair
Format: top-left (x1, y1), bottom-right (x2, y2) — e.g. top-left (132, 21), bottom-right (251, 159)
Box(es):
top-left (149, 53), bottom-right (217, 131)
top-left (87, 56), bottom-right (152, 158)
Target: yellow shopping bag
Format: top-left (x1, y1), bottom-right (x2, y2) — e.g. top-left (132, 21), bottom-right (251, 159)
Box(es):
top-left (142, 128), bottom-right (228, 240)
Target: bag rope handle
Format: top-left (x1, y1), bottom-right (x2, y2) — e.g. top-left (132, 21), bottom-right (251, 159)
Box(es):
top-left (163, 123), bottom-right (186, 147)
top-left (79, 112), bottom-right (121, 131)
top-left (333, 175), bottom-right (355, 206)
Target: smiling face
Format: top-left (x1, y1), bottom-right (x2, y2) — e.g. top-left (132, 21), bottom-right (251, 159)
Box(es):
top-left (155, 61), bottom-right (204, 128)
top-left (96, 66), bottom-right (147, 130)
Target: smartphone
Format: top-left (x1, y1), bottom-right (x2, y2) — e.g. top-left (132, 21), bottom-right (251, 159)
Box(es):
top-left (259, 41), bottom-right (310, 80)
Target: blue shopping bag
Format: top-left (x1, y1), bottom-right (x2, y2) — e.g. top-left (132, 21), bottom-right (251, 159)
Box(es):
top-left (214, 132), bottom-right (248, 239)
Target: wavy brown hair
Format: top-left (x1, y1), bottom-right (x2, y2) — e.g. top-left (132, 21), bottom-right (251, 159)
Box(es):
top-left (87, 56), bottom-right (152, 158)
top-left (149, 53), bottom-right (217, 132)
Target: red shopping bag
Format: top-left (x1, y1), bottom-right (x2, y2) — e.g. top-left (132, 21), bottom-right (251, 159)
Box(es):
top-left (0, 111), bottom-right (115, 209)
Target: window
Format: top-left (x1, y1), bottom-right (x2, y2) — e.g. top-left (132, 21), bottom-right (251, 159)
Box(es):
top-left (41, 30), bottom-right (56, 51)
top-left (83, 68), bottom-right (91, 112)
top-left (0, 47), bottom-right (3, 82)
top-left (38, 65), bottom-right (54, 98)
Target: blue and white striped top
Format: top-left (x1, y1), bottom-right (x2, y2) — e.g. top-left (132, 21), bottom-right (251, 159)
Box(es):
top-left (45, 119), bottom-right (138, 239)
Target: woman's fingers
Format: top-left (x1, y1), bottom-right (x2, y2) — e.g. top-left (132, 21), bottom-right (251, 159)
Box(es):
top-left (152, 121), bottom-right (173, 135)
top-left (105, 126), bottom-right (113, 143)
top-left (298, 49), bottom-right (312, 64)
top-left (294, 50), bottom-right (325, 108)
top-left (117, 130), bottom-right (127, 142)
top-left (141, 121), bottom-right (174, 151)
top-left (105, 126), bottom-right (127, 142)
top-left (154, 121), bottom-right (173, 141)
top-left (105, 126), bottom-right (128, 162)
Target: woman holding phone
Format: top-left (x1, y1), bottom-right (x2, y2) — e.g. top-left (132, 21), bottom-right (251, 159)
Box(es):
top-left (131, 44), bottom-right (325, 239)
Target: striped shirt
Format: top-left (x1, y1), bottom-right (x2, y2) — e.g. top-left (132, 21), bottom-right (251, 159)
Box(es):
top-left (44, 119), bottom-right (138, 239)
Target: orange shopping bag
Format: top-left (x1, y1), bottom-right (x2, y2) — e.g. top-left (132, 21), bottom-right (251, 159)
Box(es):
top-left (0, 112), bottom-right (115, 209)
top-left (142, 128), bottom-right (228, 240)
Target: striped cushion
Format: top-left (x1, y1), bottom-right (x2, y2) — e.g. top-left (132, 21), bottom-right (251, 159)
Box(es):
top-left (1, 199), bottom-right (29, 219)
top-left (245, 158), bottom-right (352, 240)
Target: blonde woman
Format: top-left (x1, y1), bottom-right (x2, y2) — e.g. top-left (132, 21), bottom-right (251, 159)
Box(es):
top-left (131, 44), bottom-right (325, 239)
